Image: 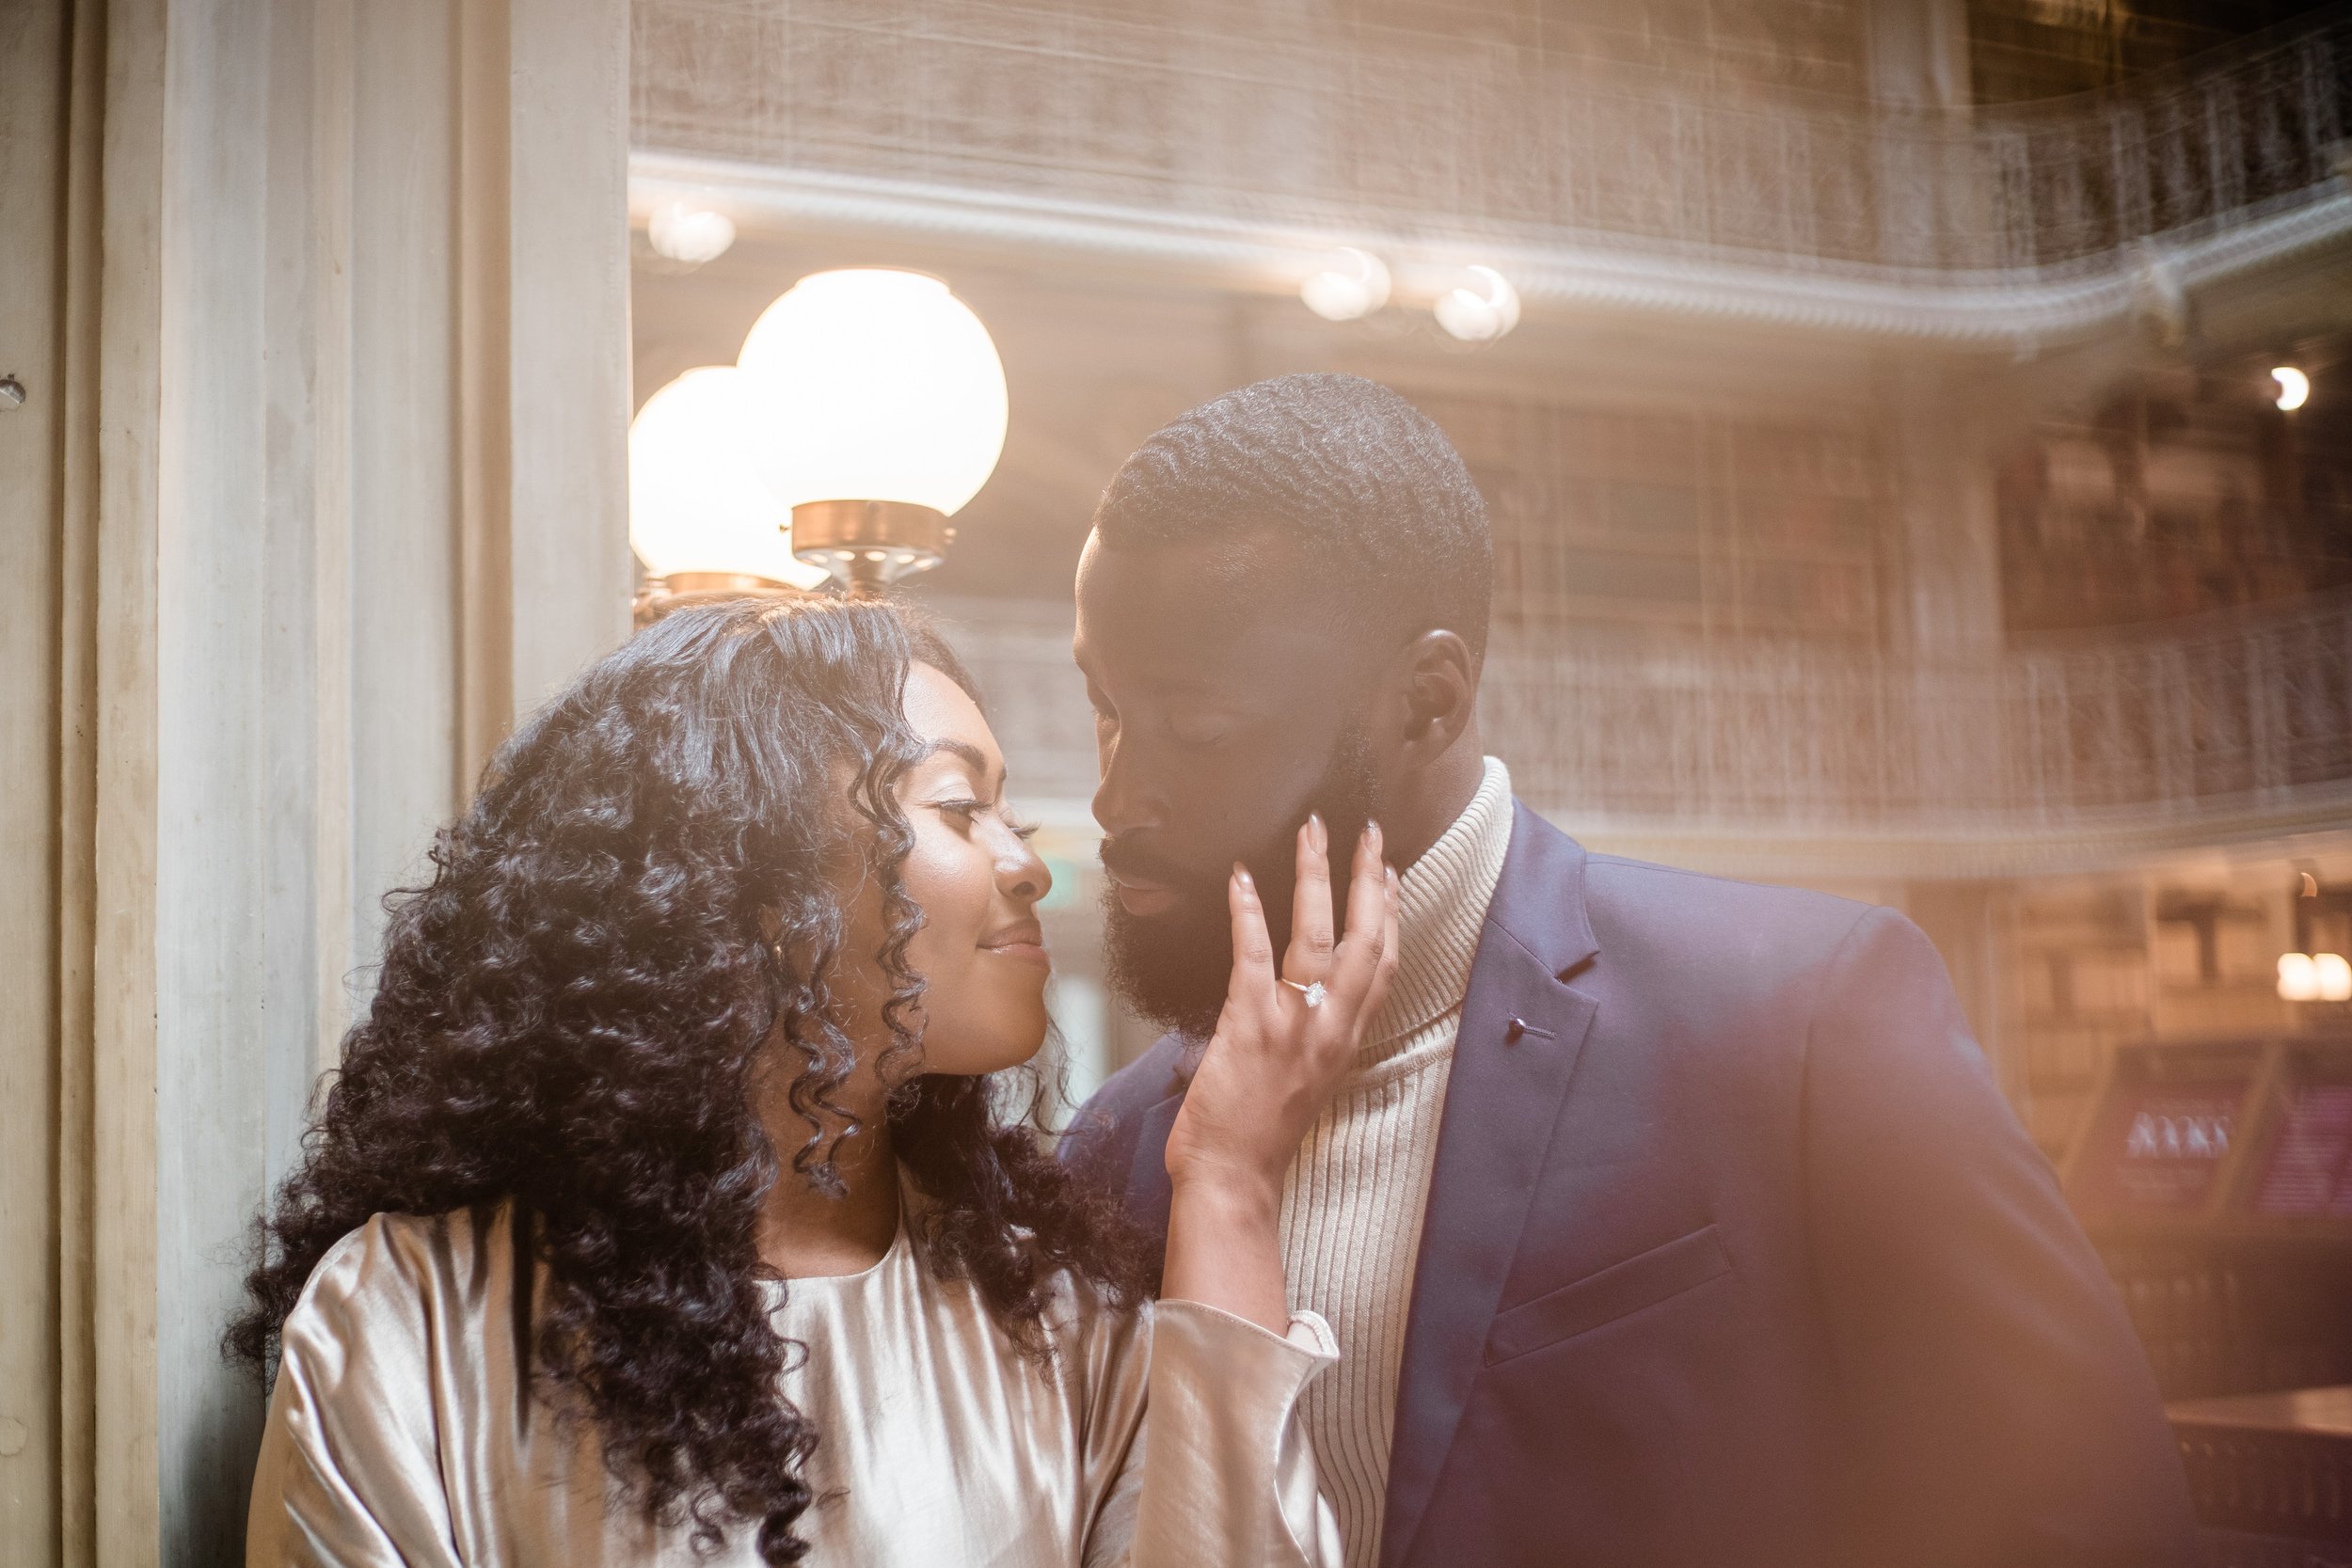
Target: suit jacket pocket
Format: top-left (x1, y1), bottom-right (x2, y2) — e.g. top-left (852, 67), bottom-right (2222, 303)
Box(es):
top-left (1484, 1224), bottom-right (1732, 1366)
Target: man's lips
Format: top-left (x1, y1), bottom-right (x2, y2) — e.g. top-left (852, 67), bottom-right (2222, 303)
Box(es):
top-left (1108, 876), bottom-right (1180, 918)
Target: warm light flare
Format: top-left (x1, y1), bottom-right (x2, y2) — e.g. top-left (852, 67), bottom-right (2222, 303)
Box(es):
top-left (2273, 365), bottom-right (2311, 411)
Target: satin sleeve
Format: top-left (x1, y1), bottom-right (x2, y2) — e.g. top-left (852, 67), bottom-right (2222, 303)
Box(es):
top-left (1083, 1300), bottom-right (1343, 1568)
top-left (245, 1218), bottom-right (465, 1568)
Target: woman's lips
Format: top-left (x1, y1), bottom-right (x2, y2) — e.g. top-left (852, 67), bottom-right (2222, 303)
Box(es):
top-left (979, 922), bottom-right (1052, 969)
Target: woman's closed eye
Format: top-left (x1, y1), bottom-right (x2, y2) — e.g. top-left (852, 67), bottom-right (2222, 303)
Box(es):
top-left (936, 799), bottom-right (1041, 841)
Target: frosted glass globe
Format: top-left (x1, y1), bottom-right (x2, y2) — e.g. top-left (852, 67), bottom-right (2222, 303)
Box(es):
top-left (628, 367), bottom-right (829, 588)
top-left (736, 269), bottom-right (1009, 516)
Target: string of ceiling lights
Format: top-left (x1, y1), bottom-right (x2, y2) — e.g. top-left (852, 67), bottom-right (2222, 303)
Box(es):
top-left (648, 202), bottom-right (1525, 341)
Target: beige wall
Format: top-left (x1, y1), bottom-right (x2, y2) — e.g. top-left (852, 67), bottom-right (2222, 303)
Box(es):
top-left (0, 1), bottom-right (631, 1561)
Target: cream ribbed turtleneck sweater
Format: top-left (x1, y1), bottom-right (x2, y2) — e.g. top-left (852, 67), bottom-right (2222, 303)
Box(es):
top-left (1281, 756), bottom-right (1513, 1568)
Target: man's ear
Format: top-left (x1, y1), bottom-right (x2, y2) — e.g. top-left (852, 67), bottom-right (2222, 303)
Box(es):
top-left (1391, 629), bottom-right (1477, 764)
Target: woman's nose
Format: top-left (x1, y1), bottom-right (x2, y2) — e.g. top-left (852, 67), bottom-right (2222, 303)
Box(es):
top-left (999, 834), bottom-right (1052, 906)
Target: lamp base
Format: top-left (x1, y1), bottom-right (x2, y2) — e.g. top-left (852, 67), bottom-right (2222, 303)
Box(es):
top-left (791, 500), bottom-right (955, 596)
top-left (633, 571), bottom-right (810, 626)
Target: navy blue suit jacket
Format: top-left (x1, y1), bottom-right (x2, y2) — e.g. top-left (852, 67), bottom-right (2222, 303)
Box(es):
top-left (1065, 803), bottom-right (2197, 1568)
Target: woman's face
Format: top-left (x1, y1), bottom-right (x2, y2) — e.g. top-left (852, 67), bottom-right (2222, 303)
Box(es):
top-left (858, 661), bottom-right (1055, 1076)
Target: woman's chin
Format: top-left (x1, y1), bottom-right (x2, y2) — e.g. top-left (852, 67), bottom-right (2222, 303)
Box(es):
top-left (923, 1007), bottom-right (1052, 1077)
top-left (991, 1009), bottom-right (1053, 1072)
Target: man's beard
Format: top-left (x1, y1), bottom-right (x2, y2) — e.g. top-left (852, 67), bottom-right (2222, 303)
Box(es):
top-left (1100, 721), bottom-right (1383, 1041)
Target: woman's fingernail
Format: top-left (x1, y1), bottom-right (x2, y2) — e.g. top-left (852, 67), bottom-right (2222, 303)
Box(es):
top-left (1234, 863), bottom-right (1254, 890)
top-left (1307, 812), bottom-right (1327, 852)
top-left (1366, 818), bottom-right (1383, 850)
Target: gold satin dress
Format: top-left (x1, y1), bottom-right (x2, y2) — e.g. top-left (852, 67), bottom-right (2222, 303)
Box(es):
top-left (246, 1199), bottom-right (1343, 1567)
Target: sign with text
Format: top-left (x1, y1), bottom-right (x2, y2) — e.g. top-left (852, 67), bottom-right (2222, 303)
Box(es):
top-left (2073, 1084), bottom-right (2249, 1217)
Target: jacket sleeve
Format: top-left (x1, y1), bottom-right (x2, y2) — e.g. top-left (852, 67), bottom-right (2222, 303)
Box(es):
top-left (1801, 906), bottom-right (2199, 1568)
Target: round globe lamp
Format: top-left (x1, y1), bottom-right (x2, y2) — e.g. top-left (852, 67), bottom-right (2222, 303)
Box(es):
top-left (629, 366), bottom-right (828, 623)
top-left (737, 269), bottom-right (1009, 594)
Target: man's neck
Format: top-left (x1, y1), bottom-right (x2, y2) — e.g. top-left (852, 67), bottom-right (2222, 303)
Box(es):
top-left (1385, 736), bottom-right (1487, 877)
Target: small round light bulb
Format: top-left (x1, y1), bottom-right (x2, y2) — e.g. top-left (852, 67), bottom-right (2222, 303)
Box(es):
top-left (1435, 265), bottom-right (1521, 342)
top-left (647, 202), bottom-right (738, 265)
top-left (1300, 248), bottom-right (1391, 322)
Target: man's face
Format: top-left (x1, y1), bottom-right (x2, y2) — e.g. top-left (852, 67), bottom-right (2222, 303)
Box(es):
top-left (1073, 531), bottom-right (1384, 1037)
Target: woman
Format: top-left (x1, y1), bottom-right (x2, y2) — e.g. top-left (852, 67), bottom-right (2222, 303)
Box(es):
top-left (232, 595), bottom-right (1398, 1566)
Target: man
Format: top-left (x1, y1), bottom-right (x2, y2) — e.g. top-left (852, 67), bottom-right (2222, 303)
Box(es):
top-left (1063, 373), bottom-right (2197, 1568)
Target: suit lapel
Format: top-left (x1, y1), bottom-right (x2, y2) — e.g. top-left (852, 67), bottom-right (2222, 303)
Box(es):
top-left (1377, 805), bottom-right (1600, 1568)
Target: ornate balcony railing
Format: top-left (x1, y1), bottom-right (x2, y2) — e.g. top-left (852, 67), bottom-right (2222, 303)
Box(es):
top-left (930, 590), bottom-right (2352, 869)
top-left (633, 0), bottom-right (2352, 297)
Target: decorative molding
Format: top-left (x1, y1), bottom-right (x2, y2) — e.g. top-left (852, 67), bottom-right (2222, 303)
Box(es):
top-left (629, 150), bottom-right (2352, 343)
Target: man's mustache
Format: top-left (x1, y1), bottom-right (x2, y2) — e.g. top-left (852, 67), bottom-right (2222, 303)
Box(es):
top-left (1101, 831), bottom-right (1317, 901)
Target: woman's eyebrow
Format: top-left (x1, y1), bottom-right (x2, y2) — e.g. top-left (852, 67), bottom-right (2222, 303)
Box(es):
top-left (919, 738), bottom-right (1000, 787)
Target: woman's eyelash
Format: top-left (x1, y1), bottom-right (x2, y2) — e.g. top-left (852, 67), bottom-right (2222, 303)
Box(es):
top-left (939, 800), bottom-right (1040, 841)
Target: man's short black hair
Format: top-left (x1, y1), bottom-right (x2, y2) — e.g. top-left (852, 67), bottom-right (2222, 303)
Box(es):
top-left (1089, 372), bottom-right (1493, 663)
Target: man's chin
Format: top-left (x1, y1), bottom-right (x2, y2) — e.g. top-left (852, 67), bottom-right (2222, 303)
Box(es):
top-left (1101, 892), bottom-right (1231, 1040)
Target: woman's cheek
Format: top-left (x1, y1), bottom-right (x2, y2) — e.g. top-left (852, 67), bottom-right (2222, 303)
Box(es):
top-left (898, 824), bottom-right (986, 980)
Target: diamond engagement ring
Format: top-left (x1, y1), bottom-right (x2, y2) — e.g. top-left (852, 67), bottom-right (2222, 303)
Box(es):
top-left (1281, 978), bottom-right (1327, 1008)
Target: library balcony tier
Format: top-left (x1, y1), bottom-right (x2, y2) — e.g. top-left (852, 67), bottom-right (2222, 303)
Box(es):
top-left (630, 0), bottom-right (2352, 341)
top-left (932, 588), bottom-right (2352, 879)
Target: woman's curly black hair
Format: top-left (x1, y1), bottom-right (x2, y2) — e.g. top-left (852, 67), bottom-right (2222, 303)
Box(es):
top-left (227, 595), bottom-right (1152, 1563)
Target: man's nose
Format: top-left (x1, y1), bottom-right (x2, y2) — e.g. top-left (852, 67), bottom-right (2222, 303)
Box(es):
top-left (1090, 728), bottom-right (1164, 840)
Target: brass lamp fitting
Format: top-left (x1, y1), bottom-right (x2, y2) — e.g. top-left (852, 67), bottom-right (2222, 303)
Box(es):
top-left (791, 499), bottom-right (957, 597)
